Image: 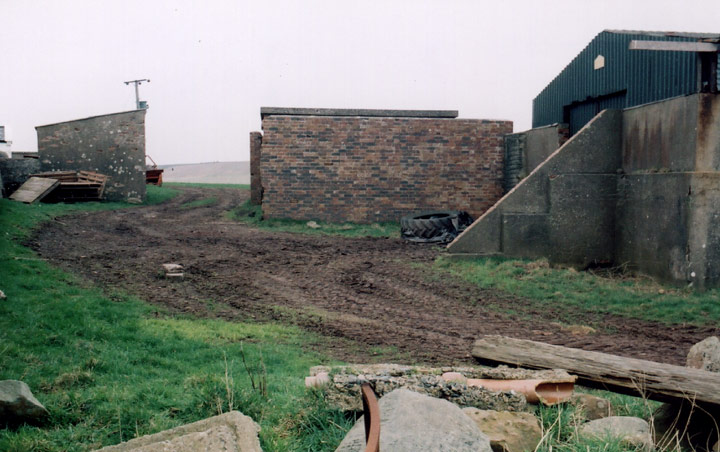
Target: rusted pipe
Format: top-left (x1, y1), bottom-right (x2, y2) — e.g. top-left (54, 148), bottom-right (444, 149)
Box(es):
top-left (361, 383), bottom-right (380, 452)
top-left (442, 372), bottom-right (575, 405)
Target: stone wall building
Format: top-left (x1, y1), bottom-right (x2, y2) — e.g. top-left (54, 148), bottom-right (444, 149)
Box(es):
top-left (36, 110), bottom-right (147, 202)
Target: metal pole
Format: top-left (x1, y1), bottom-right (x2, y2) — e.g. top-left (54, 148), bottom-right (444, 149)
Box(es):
top-left (124, 79), bottom-right (150, 109)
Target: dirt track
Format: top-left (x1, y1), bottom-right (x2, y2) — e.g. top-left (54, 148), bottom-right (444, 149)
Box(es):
top-left (29, 187), bottom-right (718, 366)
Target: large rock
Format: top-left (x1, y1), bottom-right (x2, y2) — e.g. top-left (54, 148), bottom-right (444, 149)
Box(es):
top-left (462, 408), bottom-right (541, 452)
top-left (570, 393), bottom-right (613, 421)
top-left (580, 416), bottom-right (653, 451)
top-left (0, 380), bottom-right (49, 424)
top-left (94, 411), bottom-right (261, 452)
top-left (687, 336), bottom-right (720, 372)
top-left (335, 388), bottom-right (492, 452)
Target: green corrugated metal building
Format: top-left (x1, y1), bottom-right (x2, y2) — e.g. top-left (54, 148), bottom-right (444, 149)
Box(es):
top-left (532, 30), bottom-right (720, 134)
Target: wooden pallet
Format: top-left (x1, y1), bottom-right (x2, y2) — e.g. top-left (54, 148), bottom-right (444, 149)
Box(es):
top-left (29, 171), bottom-right (108, 202)
top-left (9, 177), bottom-right (61, 203)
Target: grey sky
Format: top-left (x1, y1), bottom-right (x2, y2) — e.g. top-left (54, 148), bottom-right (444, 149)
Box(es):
top-left (2, 0), bottom-right (719, 164)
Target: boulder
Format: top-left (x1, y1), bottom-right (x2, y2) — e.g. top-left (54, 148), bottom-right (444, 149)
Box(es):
top-left (94, 411), bottom-right (261, 452)
top-left (687, 336), bottom-right (720, 372)
top-left (462, 408), bottom-right (541, 452)
top-left (0, 380), bottom-right (49, 425)
top-left (580, 416), bottom-right (653, 451)
top-left (570, 393), bottom-right (613, 420)
top-left (335, 388), bottom-right (492, 452)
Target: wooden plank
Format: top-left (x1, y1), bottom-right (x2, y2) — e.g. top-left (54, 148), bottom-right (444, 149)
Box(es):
top-left (472, 336), bottom-right (720, 405)
top-left (9, 177), bottom-right (60, 203)
top-left (629, 40), bottom-right (720, 52)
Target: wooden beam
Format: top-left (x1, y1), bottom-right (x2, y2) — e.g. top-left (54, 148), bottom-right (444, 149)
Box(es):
top-left (472, 336), bottom-right (720, 405)
top-left (629, 40), bottom-right (720, 52)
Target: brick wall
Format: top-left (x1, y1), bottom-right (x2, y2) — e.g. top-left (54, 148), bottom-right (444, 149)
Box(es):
top-left (258, 115), bottom-right (512, 223)
top-left (249, 132), bottom-right (263, 205)
top-left (36, 110), bottom-right (147, 201)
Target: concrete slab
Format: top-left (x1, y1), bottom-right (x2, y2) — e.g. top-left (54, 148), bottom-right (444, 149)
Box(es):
top-left (94, 411), bottom-right (262, 452)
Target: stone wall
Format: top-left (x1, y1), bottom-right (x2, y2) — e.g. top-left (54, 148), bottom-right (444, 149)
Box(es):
top-left (257, 109), bottom-right (512, 223)
top-left (36, 110), bottom-right (147, 201)
top-left (0, 158), bottom-right (41, 197)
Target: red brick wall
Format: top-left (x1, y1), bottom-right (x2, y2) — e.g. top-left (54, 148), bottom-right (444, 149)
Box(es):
top-left (249, 132), bottom-right (262, 205)
top-left (258, 116), bottom-right (512, 223)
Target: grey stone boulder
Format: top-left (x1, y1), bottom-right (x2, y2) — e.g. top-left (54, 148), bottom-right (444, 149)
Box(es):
top-left (0, 380), bottom-right (49, 424)
top-left (686, 336), bottom-right (720, 372)
top-left (463, 408), bottom-right (542, 452)
top-left (580, 416), bottom-right (653, 450)
top-left (335, 388), bottom-right (492, 452)
top-left (570, 393), bottom-right (613, 421)
top-left (94, 411), bottom-right (261, 451)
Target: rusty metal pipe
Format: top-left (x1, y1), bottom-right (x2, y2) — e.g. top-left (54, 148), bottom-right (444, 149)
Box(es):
top-left (361, 383), bottom-right (380, 452)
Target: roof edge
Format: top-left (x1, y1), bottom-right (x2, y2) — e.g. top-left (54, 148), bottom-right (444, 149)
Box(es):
top-left (36, 109), bottom-right (146, 129)
top-left (260, 107), bottom-right (459, 119)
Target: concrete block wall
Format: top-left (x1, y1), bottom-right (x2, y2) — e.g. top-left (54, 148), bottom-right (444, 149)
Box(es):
top-left (258, 112), bottom-right (512, 223)
top-left (36, 110), bottom-right (147, 201)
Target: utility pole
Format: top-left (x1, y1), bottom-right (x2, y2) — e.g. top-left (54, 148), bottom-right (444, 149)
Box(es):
top-left (124, 79), bottom-right (151, 109)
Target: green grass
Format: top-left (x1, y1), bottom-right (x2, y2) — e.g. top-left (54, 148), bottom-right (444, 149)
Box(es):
top-left (0, 189), bottom-right (353, 451)
top-left (228, 201), bottom-right (400, 238)
top-left (180, 197), bottom-right (218, 209)
top-left (164, 182), bottom-right (250, 190)
top-left (435, 255), bottom-right (720, 326)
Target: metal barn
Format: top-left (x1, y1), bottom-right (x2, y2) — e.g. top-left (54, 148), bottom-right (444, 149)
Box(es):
top-left (532, 30), bottom-right (720, 134)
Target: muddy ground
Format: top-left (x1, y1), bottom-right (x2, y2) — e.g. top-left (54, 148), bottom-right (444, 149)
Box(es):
top-left (29, 187), bottom-right (718, 366)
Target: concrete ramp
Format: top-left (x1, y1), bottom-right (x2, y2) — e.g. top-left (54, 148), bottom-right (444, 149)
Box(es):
top-left (447, 109), bottom-right (623, 269)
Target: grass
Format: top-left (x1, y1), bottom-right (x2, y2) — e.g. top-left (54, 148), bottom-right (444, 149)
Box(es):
top-left (164, 182), bottom-right (249, 190)
top-left (228, 200), bottom-right (400, 238)
top-left (0, 188), bottom-right (354, 451)
top-left (180, 196), bottom-right (218, 209)
top-left (435, 255), bottom-right (720, 326)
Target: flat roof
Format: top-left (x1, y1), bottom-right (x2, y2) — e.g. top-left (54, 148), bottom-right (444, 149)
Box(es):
top-left (260, 107), bottom-right (458, 119)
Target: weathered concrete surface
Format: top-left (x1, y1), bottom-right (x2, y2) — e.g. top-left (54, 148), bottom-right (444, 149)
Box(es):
top-left (450, 93), bottom-right (720, 288)
top-left (0, 158), bottom-right (41, 197)
top-left (335, 388), bottom-right (492, 452)
top-left (36, 110), bottom-right (147, 202)
top-left (94, 411), bottom-right (261, 452)
top-left (0, 380), bottom-right (49, 424)
top-left (449, 109), bottom-right (622, 270)
top-left (503, 124), bottom-right (569, 192)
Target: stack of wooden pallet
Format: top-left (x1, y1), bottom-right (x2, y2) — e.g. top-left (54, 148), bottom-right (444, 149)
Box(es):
top-left (10, 171), bottom-right (109, 203)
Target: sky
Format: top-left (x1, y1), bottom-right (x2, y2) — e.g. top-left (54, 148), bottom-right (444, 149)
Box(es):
top-left (2, 0), bottom-right (719, 164)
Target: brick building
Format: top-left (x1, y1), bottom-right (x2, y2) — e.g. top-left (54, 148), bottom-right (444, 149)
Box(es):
top-left (251, 108), bottom-right (512, 223)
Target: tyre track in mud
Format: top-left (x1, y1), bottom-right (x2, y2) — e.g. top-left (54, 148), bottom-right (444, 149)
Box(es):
top-left (28, 186), bottom-right (719, 366)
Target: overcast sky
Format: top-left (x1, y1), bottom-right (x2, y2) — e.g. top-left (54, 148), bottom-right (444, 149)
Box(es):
top-left (2, 0), bottom-right (719, 164)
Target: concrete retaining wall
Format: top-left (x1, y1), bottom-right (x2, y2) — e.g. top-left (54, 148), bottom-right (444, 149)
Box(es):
top-left (36, 110), bottom-right (147, 201)
top-left (503, 124), bottom-right (569, 192)
top-left (449, 93), bottom-right (720, 289)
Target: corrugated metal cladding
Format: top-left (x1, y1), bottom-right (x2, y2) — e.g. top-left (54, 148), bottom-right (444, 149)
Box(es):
top-left (533, 30), bottom-right (720, 134)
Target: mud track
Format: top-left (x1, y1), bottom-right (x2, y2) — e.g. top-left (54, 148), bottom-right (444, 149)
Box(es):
top-left (29, 187), bottom-right (717, 366)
